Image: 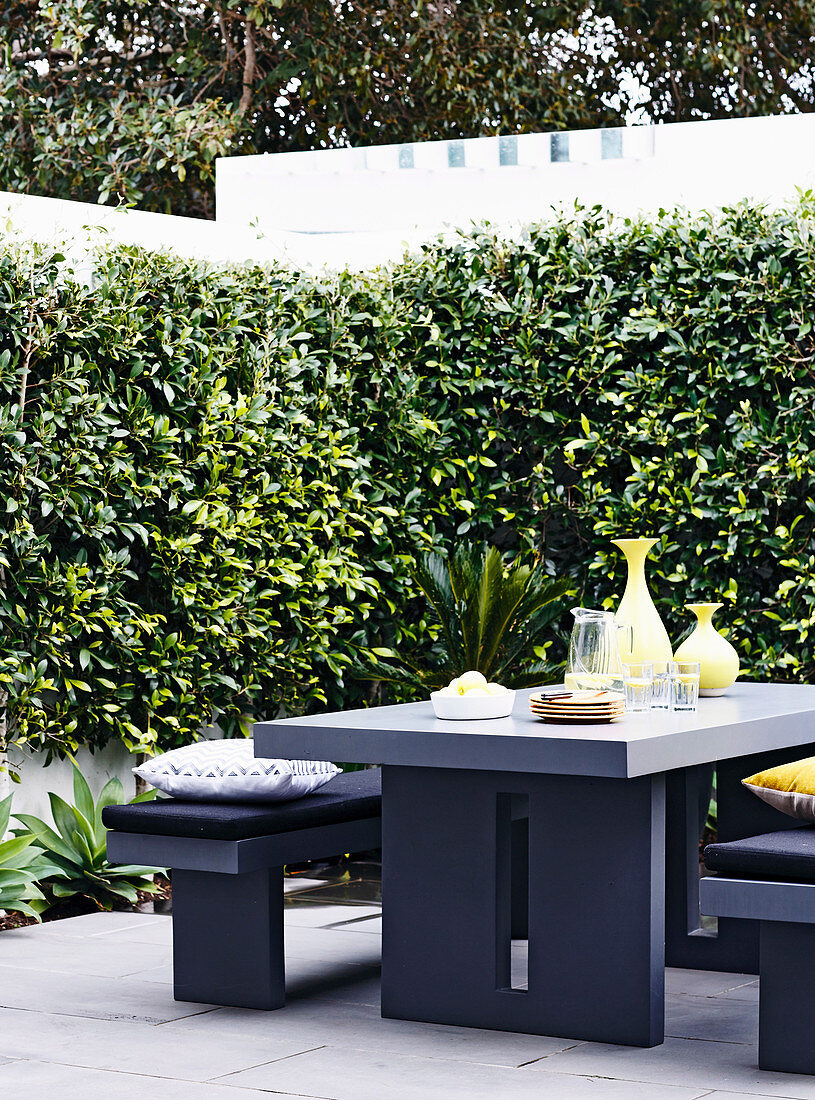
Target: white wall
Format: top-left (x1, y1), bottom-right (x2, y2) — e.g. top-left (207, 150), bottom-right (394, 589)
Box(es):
top-left (3, 741), bottom-right (136, 823)
top-left (2, 715), bottom-right (226, 827)
top-left (5, 113), bottom-right (813, 278)
top-left (0, 190), bottom-right (340, 271)
top-left (216, 113), bottom-right (815, 267)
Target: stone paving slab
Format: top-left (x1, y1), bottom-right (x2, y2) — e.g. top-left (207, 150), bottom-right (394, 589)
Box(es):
top-left (0, 1059), bottom-right (306, 1098)
top-left (666, 967), bottom-right (761, 1000)
top-left (218, 1044), bottom-right (714, 1099)
top-left (0, 1004), bottom-right (317, 1081)
top-left (167, 996), bottom-right (580, 1067)
top-left (665, 993), bottom-right (757, 1044)
top-left (0, 928), bottom-right (172, 979)
top-left (536, 1037), bottom-right (815, 1098)
top-left (0, 903), bottom-right (805, 1099)
top-left (283, 903), bottom-right (382, 929)
top-left (283, 924), bottom-right (382, 965)
top-left (25, 910), bottom-right (170, 938)
top-left (0, 961), bottom-right (217, 1023)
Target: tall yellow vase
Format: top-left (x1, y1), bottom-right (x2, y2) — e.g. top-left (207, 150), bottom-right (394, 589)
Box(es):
top-left (612, 537), bottom-right (673, 670)
top-left (674, 603), bottom-right (739, 696)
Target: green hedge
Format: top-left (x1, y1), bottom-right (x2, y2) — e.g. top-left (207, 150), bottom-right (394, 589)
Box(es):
top-left (1, 199), bottom-right (814, 757)
top-left (0, 246), bottom-right (381, 756)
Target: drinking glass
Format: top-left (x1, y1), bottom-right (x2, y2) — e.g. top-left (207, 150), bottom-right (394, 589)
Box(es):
top-left (622, 661), bottom-right (654, 713)
top-left (651, 669), bottom-right (671, 710)
top-left (670, 660), bottom-right (700, 712)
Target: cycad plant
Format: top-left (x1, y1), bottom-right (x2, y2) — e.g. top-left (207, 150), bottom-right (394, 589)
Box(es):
top-left (14, 762), bottom-right (163, 911)
top-left (356, 543), bottom-right (571, 695)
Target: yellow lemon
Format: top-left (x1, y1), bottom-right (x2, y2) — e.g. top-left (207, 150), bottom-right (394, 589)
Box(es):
top-left (458, 670), bottom-right (487, 691)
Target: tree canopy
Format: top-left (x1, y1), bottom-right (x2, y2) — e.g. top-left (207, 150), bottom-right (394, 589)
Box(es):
top-left (1, 1), bottom-right (813, 219)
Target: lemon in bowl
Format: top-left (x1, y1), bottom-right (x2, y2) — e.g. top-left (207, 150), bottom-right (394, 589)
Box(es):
top-left (431, 672), bottom-right (515, 720)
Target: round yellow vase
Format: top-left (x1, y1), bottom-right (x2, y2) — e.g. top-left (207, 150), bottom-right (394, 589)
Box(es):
top-left (612, 537), bottom-right (673, 670)
top-left (674, 602), bottom-right (739, 697)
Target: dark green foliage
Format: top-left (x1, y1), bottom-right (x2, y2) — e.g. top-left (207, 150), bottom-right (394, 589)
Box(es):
top-left (13, 761), bottom-right (162, 910)
top-left (0, 244), bottom-right (380, 756)
top-left (356, 544), bottom-right (570, 693)
top-left (1, 2), bottom-right (812, 218)
top-left (2, 199), bottom-right (815, 757)
top-left (601, 0), bottom-right (815, 121)
top-left (371, 200), bottom-right (815, 689)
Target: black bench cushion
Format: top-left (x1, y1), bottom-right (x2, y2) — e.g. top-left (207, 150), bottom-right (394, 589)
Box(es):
top-left (704, 826), bottom-right (815, 883)
top-left (102, 767), bottom-right (381, 842)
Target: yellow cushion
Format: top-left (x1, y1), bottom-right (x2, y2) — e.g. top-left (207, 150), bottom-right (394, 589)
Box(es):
top-left (743, 756), bottom-right (815, 823)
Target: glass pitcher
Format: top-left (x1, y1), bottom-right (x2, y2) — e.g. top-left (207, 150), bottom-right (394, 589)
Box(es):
top-left (566, 607), bottom-right (633, 693)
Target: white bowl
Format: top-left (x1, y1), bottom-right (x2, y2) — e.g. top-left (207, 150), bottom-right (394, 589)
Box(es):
top-left (430, 690), bottom-right (516, 720)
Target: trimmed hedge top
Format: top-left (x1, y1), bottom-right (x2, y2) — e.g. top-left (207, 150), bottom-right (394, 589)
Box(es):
top-left (0, 199), bottom-right (813, 756)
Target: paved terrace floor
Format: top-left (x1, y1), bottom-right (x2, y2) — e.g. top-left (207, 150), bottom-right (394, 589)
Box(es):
top-left (0, 866), bottom-right (813, 1100)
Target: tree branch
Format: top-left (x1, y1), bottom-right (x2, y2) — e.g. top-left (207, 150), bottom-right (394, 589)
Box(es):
top-left (18, 303), bottom-right (37, 418)
top-left (238, 19), bottom-right (257, 115)
top-left (215, 1), bottom-right (238, 66)
top-left (11, 44), bottom-right (172, 69)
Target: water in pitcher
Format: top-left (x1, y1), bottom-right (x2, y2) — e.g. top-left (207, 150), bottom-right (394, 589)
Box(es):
top-left (567, 607), bottom-right (630, 693)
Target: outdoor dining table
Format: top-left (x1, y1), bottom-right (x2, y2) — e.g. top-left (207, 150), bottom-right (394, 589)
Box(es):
top-left (254, 682), bottom-right (815, 1047)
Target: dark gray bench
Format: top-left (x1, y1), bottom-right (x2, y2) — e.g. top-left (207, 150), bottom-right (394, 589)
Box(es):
top-left (103, 768), bottom-right (381, 1011)
top-left (701, 826), bottom-right (815, 1074)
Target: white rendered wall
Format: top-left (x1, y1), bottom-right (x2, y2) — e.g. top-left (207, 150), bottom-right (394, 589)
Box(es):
top-left (2, 715), bottom-right (226, 827)
top-left (3, 742), bottom-right (136, 823)
top-left (217, 113), bottom-right (815, 267)
top-left (0, 190), bottom-right (341, 271)
top-left (3, 113), bottom-right (813, 277)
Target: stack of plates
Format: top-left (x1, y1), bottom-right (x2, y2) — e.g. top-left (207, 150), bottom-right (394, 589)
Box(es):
top-left (529, 690), bottom-right (625, 724)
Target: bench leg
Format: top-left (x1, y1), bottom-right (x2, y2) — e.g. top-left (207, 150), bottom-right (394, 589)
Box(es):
top-left (171, 866), bottom-right (285, 1010)
top-left (759, 921), bottom-right (815, 1074)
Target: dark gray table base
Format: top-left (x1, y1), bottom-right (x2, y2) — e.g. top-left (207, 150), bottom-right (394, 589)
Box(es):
top-left (381, 765), bottom-right (666, 1046)
top-left (254, 685), bottom-right (815, 1045)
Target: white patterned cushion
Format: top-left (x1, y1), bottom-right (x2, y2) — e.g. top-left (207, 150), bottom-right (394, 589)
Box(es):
top-left (133, 740), bottom-right (340, 803)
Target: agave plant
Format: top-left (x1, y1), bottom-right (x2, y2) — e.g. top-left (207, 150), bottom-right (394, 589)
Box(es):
top-left (0, 795), bottom-right (61, 920)
top-left (14, 762), bottom-right (163, 911)
top-left (356, 543), bottom-right (572, 695)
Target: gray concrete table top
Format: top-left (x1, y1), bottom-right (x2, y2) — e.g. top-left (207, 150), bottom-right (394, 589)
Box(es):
top-left (254, 682), bottom-right (815, 779)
